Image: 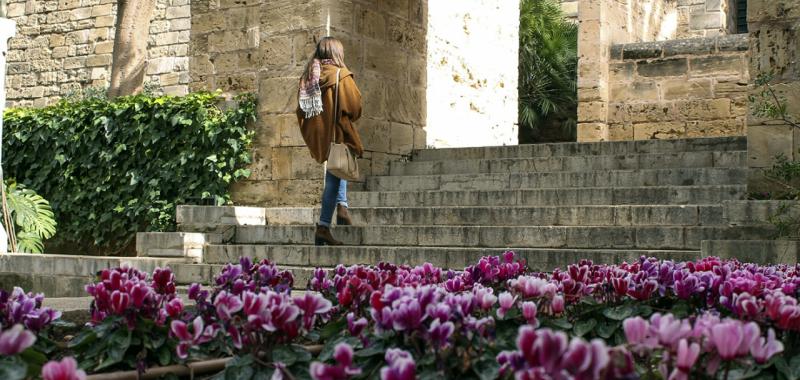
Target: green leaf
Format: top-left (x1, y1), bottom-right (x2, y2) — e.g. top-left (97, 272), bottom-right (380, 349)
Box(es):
top-left (573, 318), bottom-right (598, 337)
top-left (0, 357), bottom-right (28, 380)
top-left (602, 305), bottom-right (635, 321)
top-left (473, 356), bottom-right (501, 380)
top-left (355, 342), bottom-right (387, 358)
top-left (544, 317), bottom-right (573, 330)
top-left (596, 320), bottom-right (619, 339)
top-left (273, 345), bottom-right (299, 366)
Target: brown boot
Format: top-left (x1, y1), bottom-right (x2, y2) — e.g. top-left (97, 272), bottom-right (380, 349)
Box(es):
top-left (315, 225), bottom-right (343, 246)
top-left (336, 204), bottom-right (353, 226)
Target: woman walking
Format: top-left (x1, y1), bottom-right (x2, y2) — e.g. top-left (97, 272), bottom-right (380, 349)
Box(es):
top-left (297, 37), bottom-right (364, 246)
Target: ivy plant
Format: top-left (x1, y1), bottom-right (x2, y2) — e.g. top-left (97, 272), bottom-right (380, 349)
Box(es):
top-left (2, 91), bottom-right (255, 251)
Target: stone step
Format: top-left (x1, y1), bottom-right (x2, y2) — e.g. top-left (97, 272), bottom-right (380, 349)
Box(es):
top-left (204, 245), bottom-right (700, 272)
top-left (412, 136), bottom-right (746, 162)
top-left (392, 151), bottom-right (746, 176)
top-left (349, 185), bottom-right (746, 207)
top-left (0, 254), bottom-right (195, 298)
top-left (348, 205), bottom-right (724, 227)
top-left (233, 225), bottom-right (773, 250)
top-left (366, 167), bottom-right (747, 192)
top-left (136, 232), bottom-right (225, 260)
top-left (701, 240), bottom-right (800, 264)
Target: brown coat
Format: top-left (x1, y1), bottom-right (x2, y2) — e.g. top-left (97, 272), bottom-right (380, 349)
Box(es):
top-left (297, 65), bottom-right (364, 164)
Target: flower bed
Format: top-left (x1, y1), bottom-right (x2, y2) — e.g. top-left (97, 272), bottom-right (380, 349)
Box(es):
top-left (2, 253), bottom-right (799, 379)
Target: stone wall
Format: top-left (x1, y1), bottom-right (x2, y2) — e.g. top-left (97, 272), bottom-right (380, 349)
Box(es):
top-left (4, 0), bottom-right (191, 107)
top-left (205, 0), bottom-right (427, 206)
top-left (746, 0), bottom-right (800, 193)
top-left (677, 0), bottom-right (738, 39)
top-left (426, 0), bottom-right (519, 148)
top-left (601, 35), bottom-right (749, 140)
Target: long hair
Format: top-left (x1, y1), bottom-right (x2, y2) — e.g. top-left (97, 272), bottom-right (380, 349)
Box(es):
top-left (301, 37), bottom-right (347, 83)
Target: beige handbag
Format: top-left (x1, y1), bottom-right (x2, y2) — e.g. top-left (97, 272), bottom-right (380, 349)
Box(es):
top-left (326, 68), bottom-right (360, 181)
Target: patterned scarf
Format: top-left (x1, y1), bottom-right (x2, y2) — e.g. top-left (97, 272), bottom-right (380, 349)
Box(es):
top-left (299, 59), bottom-right (337, 119)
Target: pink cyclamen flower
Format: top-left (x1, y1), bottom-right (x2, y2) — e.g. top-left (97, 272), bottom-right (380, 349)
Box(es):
top-left (675, 339), bottom-right (700, 372)
top-left (294, 293), bottom-right (333, 330)
top-left (652, 314), bottom-right (692, 349)
top-left (623, 317), bottom-right (649, 346)
top-left (310, 343), bottom-right (362, 380)
top-left (428, 319), bottom-right (455, 349)
top-left (0, 324), bottom-right (36, 355)
top-left (497, 292), bottom-right (517, 319)
top-left (710, 321), bottom-right (744, 360)
top-left (171, 317), bottom-right (218, 359)
top-left (521, 301), bottom-right (538, 326)
top-left (41, 357), bottom-right (86, 380)
top-left (380, 349), bottom-right (416, 380)
top-left (214, 291), bottom-right (244, 320)
top-left (751, 328), bottom-right (784, 364)
top-left (551, 295), bottom-right (565, 314)
top-left (347, 313), bottom-right (368, 337)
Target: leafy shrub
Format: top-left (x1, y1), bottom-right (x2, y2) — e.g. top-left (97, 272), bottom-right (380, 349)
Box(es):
top-left (2, 91), bottom-right (255, 251)
top-left (518, 0), bottom-right (578, 143)
top-left (2, 181), bottom-right (56, 253)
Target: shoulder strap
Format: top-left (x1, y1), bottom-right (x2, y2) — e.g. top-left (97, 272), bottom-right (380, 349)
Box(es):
top-left (331, 68), bottom-right (341, 144)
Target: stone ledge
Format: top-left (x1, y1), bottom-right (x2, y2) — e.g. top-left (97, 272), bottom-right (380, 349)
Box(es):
top-left (135, 232), bottom-right (222, 260)
top-left (723, 200), bottom-right (800, 226)
top-left (611, 35), bottom-right (749, 61)
top-left (701, 240), bottom-right (800, 264)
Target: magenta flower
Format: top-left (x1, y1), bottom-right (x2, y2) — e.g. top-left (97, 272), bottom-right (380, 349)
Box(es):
top-left (0, 324), bottom-right (36, 355)
top-left (346, 313), bottom-right (367, 337)
top-left (171, 317), bottom-right (219, 359)
top-left (710, 321), bottom-right (744, 360)
top-left (380, 349), bottom-right (416, 380)
top-left (473, 286), bottom-right (497, 310)
top-left (310, 343), bottom-right (361, 380)
top-left (165, 298), bottom-right (184, 318)
top-left (521, 301), bottom-right (538, 326)
top-left (751, 328), bottom-right (784, 364)
top-left (294, 293), bottom-right (333, 331)
top-left (551, 295), bottom-right (565, 314)
top-left (214, 291), bottom-right (244, 320)
top-left (497, 292), bottom-right (516, 319)
top-left (428, 319), bottom-right (454, 349)
top-left (41, 357), bottom-right (86, 380)
top-left (109, 290), bottom-right (131, 315)
top-left (675, 339), bottom-right (700, 372)
top-left (623, 317), bottom-right (649, 346)
top-left (651, 313), bottom-right (691, 349)
top-left (391, 299), bottom-right (424, 331)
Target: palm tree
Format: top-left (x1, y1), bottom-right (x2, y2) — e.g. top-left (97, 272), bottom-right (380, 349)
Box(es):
top-left (518, 0), bottom-right (578, 143)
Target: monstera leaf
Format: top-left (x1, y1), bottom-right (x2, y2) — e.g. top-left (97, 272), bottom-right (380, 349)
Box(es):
top-left (3, 181), bottom-right (56, 253)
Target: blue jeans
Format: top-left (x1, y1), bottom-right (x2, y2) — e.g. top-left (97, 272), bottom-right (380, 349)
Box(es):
top-left (319, 170), bottom-right (348, 227)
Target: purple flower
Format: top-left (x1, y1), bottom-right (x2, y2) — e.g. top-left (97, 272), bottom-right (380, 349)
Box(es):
top-left (171, 317), bottom-right (218, 359)
top-left (751, 328), bottom-right (784, 364)
top-left (623, 317), bottom-right (649, 346)
top-left (497, 292), bottom-right (516, 319)
top-left (41, 357), bottom-right (86, 380)
top-left (391, 299), bottom-right (424, 331)
top-left (473, 286), bottom-right (497, 310)
top-left (346, 313), bottom-right (367, 337)
top-left (294, 293), bottom-right (333, 330)
top-left (380, 349), bottom-right (416, 380)
top-left (551, 295), bottom-right (565, 314)
top-left (521, 301), bottom-right (538, 326)
top-left (310, 343), bottom-right (361, 380)
top-left (428, 319), bottom-right (454, 349)
top-left (214, 291), bottom-right (243, 320)
top-left (710, 321), bottom-right (744, 360)
top-left (0, 324), bottom-right (36, 355)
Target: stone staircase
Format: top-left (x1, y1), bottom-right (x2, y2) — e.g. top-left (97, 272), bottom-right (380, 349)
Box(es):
top-left (3, 136), bottom-right (788, 297)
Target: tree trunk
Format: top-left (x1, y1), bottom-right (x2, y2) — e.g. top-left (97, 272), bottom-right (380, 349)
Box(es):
top-left (107, 0), bottom-right (155, 98)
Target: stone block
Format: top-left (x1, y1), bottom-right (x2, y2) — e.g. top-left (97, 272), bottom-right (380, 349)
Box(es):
top-left (387, 17), bottom-right (425, 54)
top-left (166, 5), bottom-right (190, 19)
top-left (747, 0), bottom-right (800, 23)
top-left (609, 62), bottom-right (635, 83)
top-left (674, 98), bottom-right (731, 120)
top-left (610, 81), bottom-right (659, 102)
top-left (633, 122), bottom-right (687, 140)
top-left (170, 18), bottom-right (192, 31)
top-left (578, 101), bottom-right (607, 123)
top-left (690, 12), bottom-right (722, 29)
top-left (747, 124), bottom-right (794, 168)
top-left (717, 34), bottom-right (749, 52)
top-left (136, 232), bottom-right (221, 260)
top-left (607, 124), bottom-right (634, 141)
top-left (702, 240), bottom-right (800, 264)
top-left (714, 79), bottom-right (749, 97)
top-left (661, 78), bottom-right (713, 100)
top-left (622, 42), bottom-right (663, 60)
top-left (258, 77), bottom-right (299, 114)
top-left (662, 37), bottom-right (716, 56)
top-left (637, 58), bottom-right (688, 77)
top-left (254, 36), bottom-right (293, 69)
top-left (95, 15), bottom-right (115, 27)
top-left (94, 41), bottom-right (115, 54)
top-left (689, 55), bottom-right (743, 76)
top-left (231, 179), bottom-right (323, 207)
top-left (214, 73), bottom-right (257, 92)
top-left (271, 146), bottom-right (323, 180)
top-left (686, 119), bottom-right (744, 138)
top-left (577, 123), bottom-right (608, 142)
top-left (356, 7), bottom-right (387, 40)
top-left (608, 103), bottom-right (673, 123)
top-left (91, 3), bottom-right (113, 16)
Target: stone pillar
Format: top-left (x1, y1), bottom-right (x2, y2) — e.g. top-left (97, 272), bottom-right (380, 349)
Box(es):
top-left (576, 0), bottom-right (623, 141)
top-left (0, 17), bottom-right (15, 253)
top-left (746, 0), bottom-right (800, 193)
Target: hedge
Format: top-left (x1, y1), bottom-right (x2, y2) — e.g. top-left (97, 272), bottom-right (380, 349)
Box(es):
top-left (2, 91), bottom-right (256, 251)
